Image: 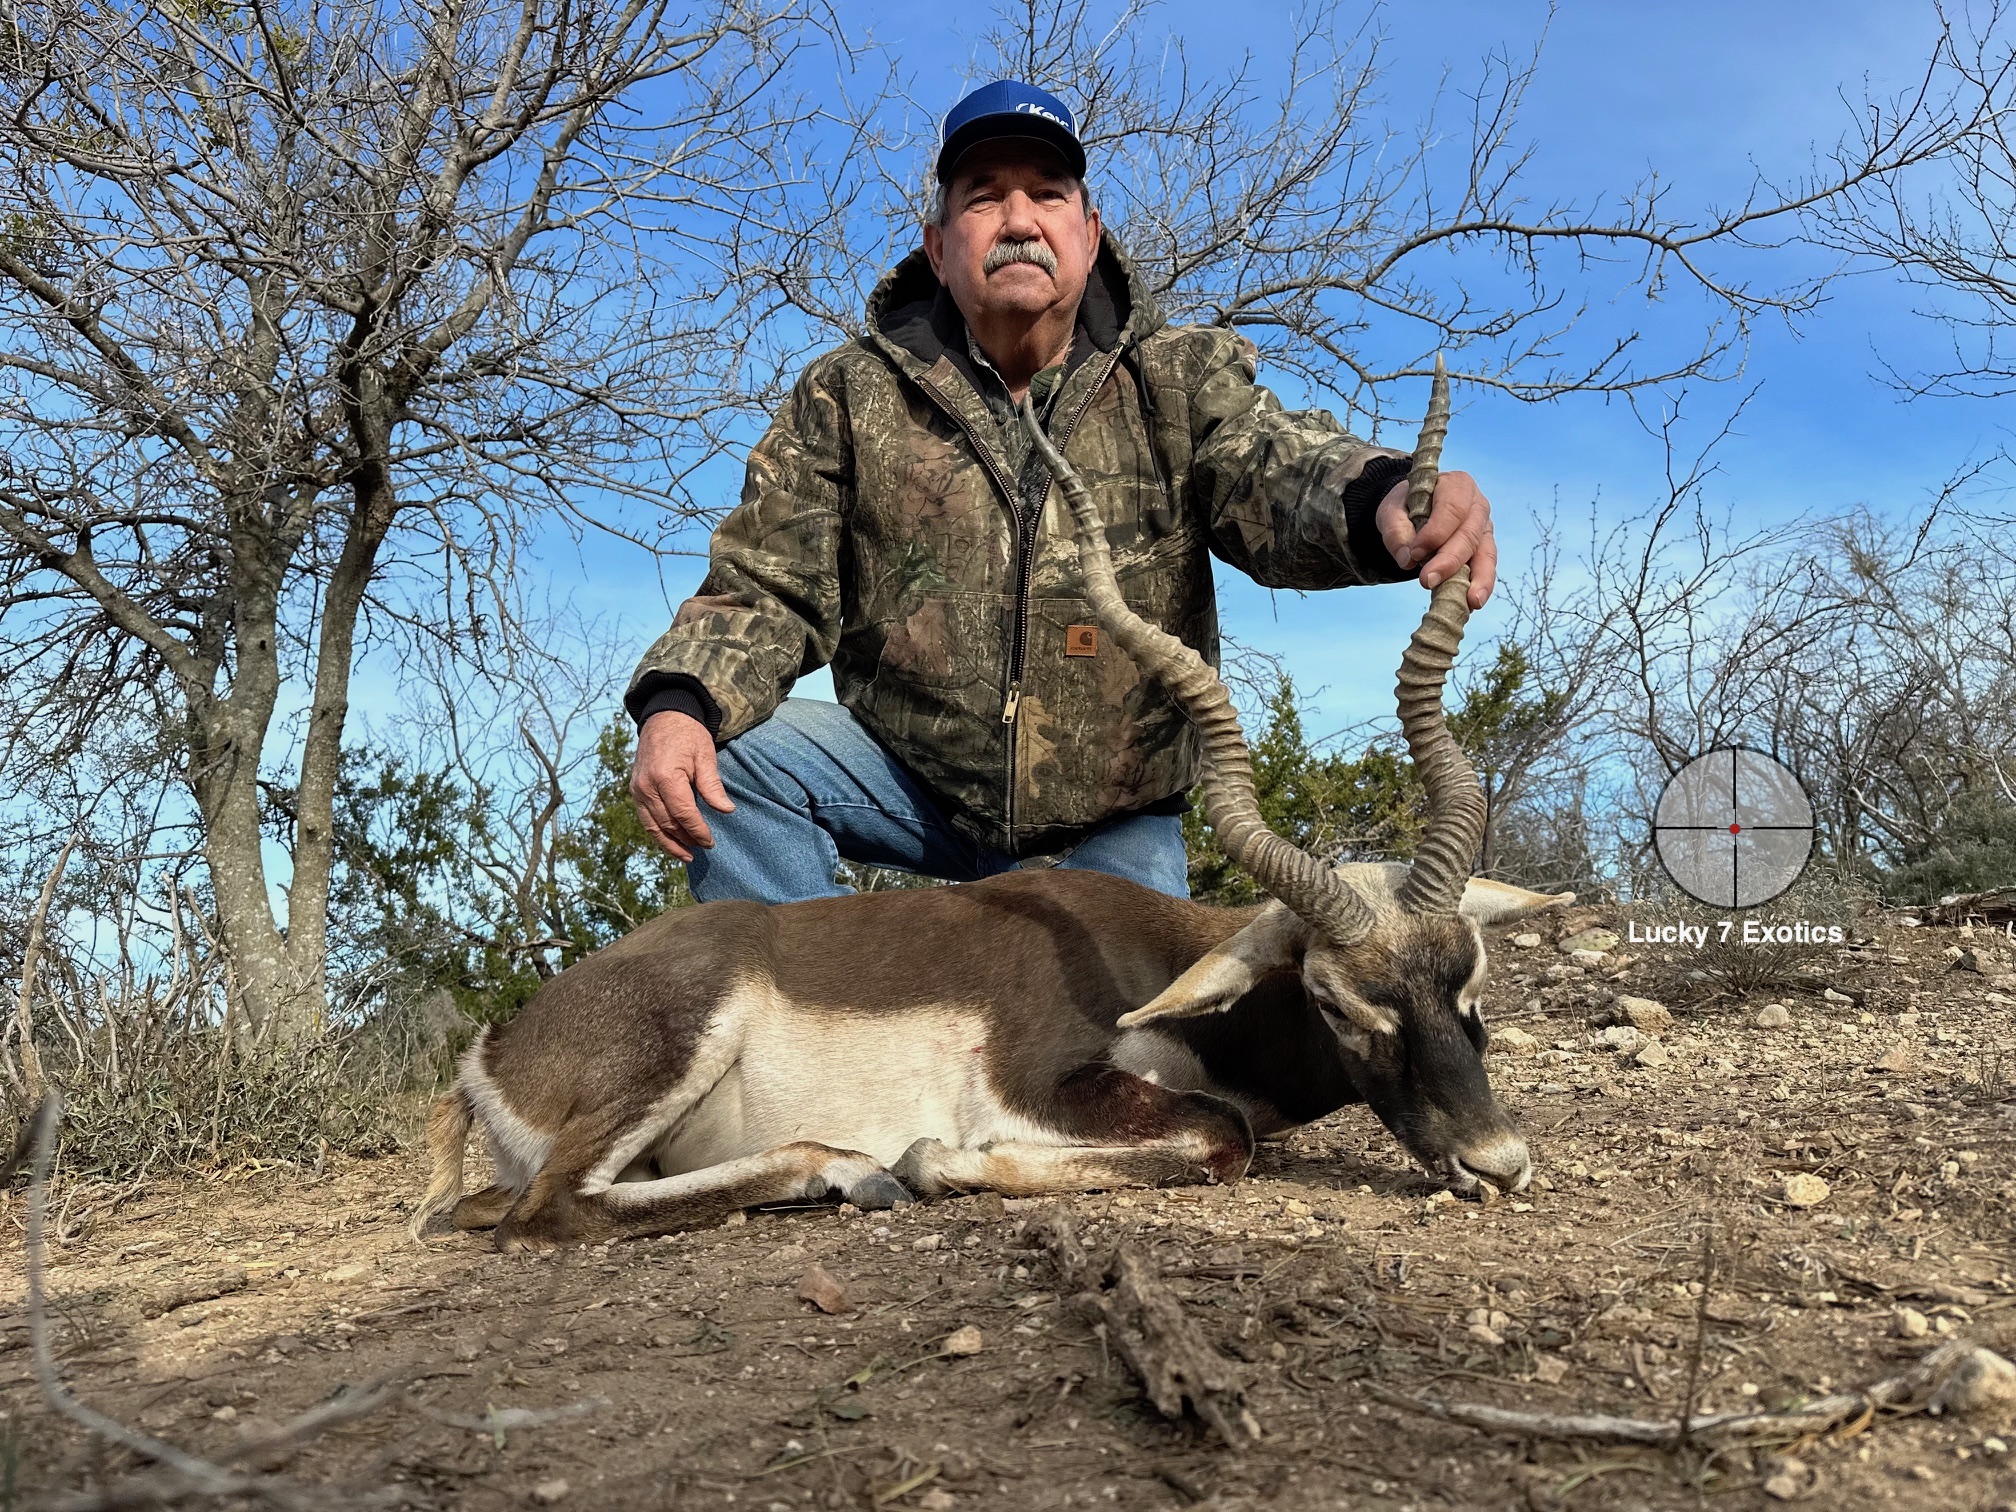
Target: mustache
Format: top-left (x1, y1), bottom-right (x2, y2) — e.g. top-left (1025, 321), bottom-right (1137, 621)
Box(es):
top-left (982, 239), bottom-right (1058, 275)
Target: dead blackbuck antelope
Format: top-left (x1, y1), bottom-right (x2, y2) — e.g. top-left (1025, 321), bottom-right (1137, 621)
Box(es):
top-left (414, 360), bottom-right (1569, 1249)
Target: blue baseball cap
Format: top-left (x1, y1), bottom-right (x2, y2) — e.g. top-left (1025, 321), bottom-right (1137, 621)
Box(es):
top-left (936, 79), bottom-right (1086, 183)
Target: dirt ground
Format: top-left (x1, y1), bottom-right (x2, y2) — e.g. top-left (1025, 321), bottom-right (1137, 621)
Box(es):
top-left (8, 901), bottom-right (2016, 1511)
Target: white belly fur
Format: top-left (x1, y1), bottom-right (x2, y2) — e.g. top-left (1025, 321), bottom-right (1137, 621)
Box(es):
top-left (654, 1001), bottom-right (1065, 1172)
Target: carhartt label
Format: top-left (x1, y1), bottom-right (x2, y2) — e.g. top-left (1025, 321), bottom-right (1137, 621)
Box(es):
top-left (1065, 625), bottom-right (1099, 657)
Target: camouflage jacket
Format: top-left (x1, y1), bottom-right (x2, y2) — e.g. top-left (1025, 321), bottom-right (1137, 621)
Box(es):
top-left (627, 232), bottom-right (1412, 857)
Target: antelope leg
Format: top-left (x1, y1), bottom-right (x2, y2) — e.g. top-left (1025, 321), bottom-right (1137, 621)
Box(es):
top-left (494, 1142), bottom-right (911, 1250)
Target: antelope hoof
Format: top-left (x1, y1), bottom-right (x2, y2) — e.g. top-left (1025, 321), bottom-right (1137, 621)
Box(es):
top-left (846, 1171), bottom-right (917, 1211)
top-left (891, 1138), bottom-right (955, 1198)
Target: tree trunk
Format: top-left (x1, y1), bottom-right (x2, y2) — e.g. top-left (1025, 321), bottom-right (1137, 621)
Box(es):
top-left (286, 472), bottom-right (396, 1028)
top-left (188, 690), bottom-right (323, 1043)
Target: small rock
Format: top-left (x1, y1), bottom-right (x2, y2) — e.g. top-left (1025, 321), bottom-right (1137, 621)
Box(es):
top-left (210, 1405), bottom-right (238, 1423)
top-left (720, 1210), bottom-right (748, 1227)
top-left (1600, 1025), bottom-right (1644, 1054)
top-left (322, 1261), bottom-right (371, 1283)
top-left (1510, 932), bottom-right (1542, 949)
top-left (911, 1233), bottom-right (943, 1252)
top-left (1928, 1347), bottom-right (2016, 1418)
top-left (796, 1265), bottom-right (851, 1315)
top-left (1532, 1355), bottom-right (1568, 1384)
top-left (1895, 1306), bottom-right (1932, 1339)
top-left (1781, 1172), bottom-right (1831, 1208)
top-left (531, 1479), bottom-right (571, 1504)
top-left (941, 1325), bottom-right (984, 1357)
top-left (1823, 988), bottom-right (1854, 1005)
top-left (1493, 1026), bottom-right (1541, 1056)
top-left (1558, 928), bottom-right (1620, 956)
top-left (1426, 1189), bottom-right (1457, 1208)
top-left (1951, 949), bottom-right (1983, 974)
top-left (1568, 949), bottom-right (1607, 968)
top-left (1614, 996), bottom-right (1674, 1034)
top-left (1633, 1041), bottom-right (1672, 1070)
top-left (1282, 1198), bottom-right (1312, 1217)
top-left (1466, 1321), bottom-right (1506, 1347)
top-left (1874, 1041), bottom-right (1917, 1073)
top-left (1761, 1455), bottom-right (1813, 1501)
top-left (919, 1492), bottom-right (957, 1512)
top-left (1754, 1004), bottom-right (1791, 1029)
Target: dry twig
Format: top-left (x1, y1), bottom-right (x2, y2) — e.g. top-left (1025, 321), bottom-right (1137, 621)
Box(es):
top-left (1028, 1209), bottom-right (1260, 1448)
top-left (1368, 1337), bottom-right (2014, 1448)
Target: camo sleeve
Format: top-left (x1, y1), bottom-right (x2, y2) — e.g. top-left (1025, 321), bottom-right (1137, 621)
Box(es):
top-left (1180, 327), bottom-right (1414, 590)
top-left (624, 356), bottom-right (851, 743)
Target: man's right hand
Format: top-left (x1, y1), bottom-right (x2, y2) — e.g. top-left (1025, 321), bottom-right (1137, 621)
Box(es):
top-left (631, 711), bottom-right (735, 861)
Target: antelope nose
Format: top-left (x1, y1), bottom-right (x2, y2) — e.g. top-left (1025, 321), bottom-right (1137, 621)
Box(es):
top-left (1458, 1132), bottom-right (1533, 1194)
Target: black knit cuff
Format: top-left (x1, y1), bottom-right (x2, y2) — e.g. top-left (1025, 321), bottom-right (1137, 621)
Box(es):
top-left (1341, 453), bottom-right (1416, 584)
top-left (625, 673), bottom-right (723, 737)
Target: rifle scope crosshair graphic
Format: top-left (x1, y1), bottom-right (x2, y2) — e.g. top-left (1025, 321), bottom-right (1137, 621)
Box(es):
top-left (1652, 747), bottom-right (1816, 909)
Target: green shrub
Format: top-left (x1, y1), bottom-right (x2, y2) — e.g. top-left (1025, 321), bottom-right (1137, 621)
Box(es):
top-left (1879, 790), bottom-right (2016, 903)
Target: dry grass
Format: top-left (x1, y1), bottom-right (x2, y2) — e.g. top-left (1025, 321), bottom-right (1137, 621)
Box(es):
top-left (1651, 865), bottom-right (1874, 1006)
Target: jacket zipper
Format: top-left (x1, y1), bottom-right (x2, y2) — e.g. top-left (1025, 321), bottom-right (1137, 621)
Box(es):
top-left (921, 344), bottom-right (1127, 851)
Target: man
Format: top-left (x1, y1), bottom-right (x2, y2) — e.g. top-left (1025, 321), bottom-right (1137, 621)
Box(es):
top-left (627, 80), bottom-right (1496, 903)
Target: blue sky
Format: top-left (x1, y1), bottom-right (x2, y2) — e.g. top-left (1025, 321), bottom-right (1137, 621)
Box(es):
top-left (440, 0), bottom-right (2007, 748)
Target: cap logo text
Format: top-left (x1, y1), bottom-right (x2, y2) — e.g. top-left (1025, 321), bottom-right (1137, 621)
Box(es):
top-left (1014, 102), bottom-right (1068, 126)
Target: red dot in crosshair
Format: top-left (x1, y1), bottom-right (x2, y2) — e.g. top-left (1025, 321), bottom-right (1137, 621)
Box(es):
top-left (1729, 823), bottom-right (1742, 834)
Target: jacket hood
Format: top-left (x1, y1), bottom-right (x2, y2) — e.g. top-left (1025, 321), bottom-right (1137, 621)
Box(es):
top-left (865, 228), bottom-right (1167, 370)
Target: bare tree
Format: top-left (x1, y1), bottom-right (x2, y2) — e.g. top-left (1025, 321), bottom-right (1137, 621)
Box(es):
top-left (1806, 2), bottom-right (2016, 398)
top-left (1465, 405), bottom-right (2015, 900)
top-left (327, 604), bottom-right (650, 987)
top-left (0, 0), bottom-right (822, 1037)
top-left (923, 0), bottom-right (1984, 424)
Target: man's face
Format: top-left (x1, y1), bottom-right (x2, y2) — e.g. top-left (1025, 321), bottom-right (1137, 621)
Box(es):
top-left (924, 140), bottom-right (1101, 334)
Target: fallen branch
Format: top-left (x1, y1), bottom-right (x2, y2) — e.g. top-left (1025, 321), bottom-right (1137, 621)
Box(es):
top-left (1028, 1209), bottom-right (1260, 1448)
top-left (1922, 887), bottom-right (2016, 926)
top-left (1368, 1337), bottom-right (2016, 1447)
top-left (21, 1094), bottom-right (406, 1510)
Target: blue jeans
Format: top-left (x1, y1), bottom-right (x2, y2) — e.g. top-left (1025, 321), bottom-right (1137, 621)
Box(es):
top-left (686, 699), bottom-right (1191, 905)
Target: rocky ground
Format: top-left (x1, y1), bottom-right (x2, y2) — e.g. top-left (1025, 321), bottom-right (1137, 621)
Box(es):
top-left (7, 900), bottom-right (2016, 1510)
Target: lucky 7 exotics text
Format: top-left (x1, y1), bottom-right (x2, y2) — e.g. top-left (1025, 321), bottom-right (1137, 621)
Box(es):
top-left (1626, 920), bottom-right (1846, 949)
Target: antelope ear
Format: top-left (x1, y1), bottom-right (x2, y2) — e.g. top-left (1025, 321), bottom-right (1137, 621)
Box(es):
top-left (1300, 944), bottom-right (1399, 1036)
top-left (1117, 903), bottom-right (1307, 1027)
top-left (1459, 877), bottom-right (1577, 925)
